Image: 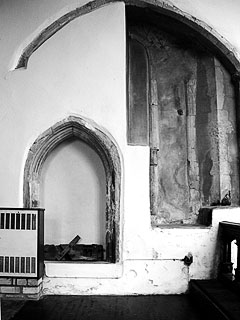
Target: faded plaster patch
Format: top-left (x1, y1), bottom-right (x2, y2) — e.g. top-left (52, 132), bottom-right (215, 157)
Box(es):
top-left (127, 269), bottom-right (138, 279)
top-left (145, 263), bottom-right (149, 273)
top-left (152, 249), bottom-right (159, 259)
top-left (201, 255), bottom-right (209, 268)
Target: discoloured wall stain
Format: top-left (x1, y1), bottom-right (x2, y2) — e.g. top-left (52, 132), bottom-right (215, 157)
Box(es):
top-left (129, 21), bottom-right (239, 224)
top-left (152, 249), bottom-right (159, 259)
top-left (196, 58), bottom-right (214, 205)
top-left (186, 77), bottom-right (201, 217)
top-left (148, 26), bottom-right (196, 223)
top-left (215, 59), bottom-right (239, 204)
top-left (127, 269), bottom-right (138, 278)
top-left (145, 264), bottom-right (149, 273)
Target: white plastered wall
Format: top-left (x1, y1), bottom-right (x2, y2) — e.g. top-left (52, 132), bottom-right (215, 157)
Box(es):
top-left (1, 0), bottom-right (240, 294)
top-left (41, 139), bottom-right (106, 246)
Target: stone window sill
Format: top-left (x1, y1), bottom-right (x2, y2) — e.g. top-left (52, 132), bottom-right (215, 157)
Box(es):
top-left (44, 261), bottom-right (123, 279)
top-left (152, 224), bottom-right (211, 229)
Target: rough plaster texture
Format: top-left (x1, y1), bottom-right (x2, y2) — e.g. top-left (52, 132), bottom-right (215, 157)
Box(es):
top-left (0, 0), bottom-right (240, 295)
top-left (42, 208), bottom-right (240, 295)
top-left (43, 260), bottom-right (189, 295)
top-left (129, 23), bottom-right (239, 223)
top-left (215, 58), bottom-right (239, 203)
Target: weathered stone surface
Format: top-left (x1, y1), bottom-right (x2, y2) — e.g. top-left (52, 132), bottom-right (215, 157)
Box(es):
top-left (129, 15), bottom-right (239, 225)
top-left (23, 116), bottom-right (121, 263)
top-left (0, 278), bottom-right (12, 285)
top-left (27, 278), bottom-right (42, 286)
top-left (17, 279), bottom-right (27, 286)
top-left (22, 286), bottom-right (40, 294)
top-left (0, 286), bottom-right (21, 294)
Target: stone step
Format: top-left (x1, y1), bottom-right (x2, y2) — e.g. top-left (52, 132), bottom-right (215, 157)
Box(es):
top-left (190, 280), bottom-right (240, 320)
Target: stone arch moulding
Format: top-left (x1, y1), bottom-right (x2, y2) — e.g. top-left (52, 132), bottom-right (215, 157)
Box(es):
top-left (14, 0), bottom-right (240, 76)
top-left (23, 116), bottom-right (122, 263)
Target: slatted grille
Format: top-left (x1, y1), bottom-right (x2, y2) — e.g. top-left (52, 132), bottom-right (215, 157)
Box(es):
top-left (0, 256), bottom-right (36, 275)
top-left (0, 208), bottom-right (44, 279)
top-left (0, 212), bottom-right (36, 230)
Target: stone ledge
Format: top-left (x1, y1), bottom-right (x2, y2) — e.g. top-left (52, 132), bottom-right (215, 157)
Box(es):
top-left (44, 261), bottom-right (123, 278)
top-left (198, 206), bottom-right (239, 226)
top-left (151, 206), bottom-right (238, 228)
top-left (152, 224), bottom-right (211, 229)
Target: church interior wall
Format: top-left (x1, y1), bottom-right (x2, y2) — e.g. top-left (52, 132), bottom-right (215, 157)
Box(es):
top-left (1, 0), bottom-right (240, 295)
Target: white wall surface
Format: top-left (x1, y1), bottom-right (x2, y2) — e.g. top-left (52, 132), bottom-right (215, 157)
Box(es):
top-left (0, 1), bottom-right (126, 207)
top-left (41, 139), bottom-right (106, 245)
top-left (43, 207), bottom-right (240, 295)
top-left (1, 0), bottom-right (240, 295)
top-left (169, 0), bottom-right (240, 57)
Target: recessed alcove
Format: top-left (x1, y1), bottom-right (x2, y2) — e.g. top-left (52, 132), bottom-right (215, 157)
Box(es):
top-left (23, 116), bottom-right (121, 268)
top-left (40, 137), bottom-right (106, 254)
top-left (126, 7), bottom-right (239, 226)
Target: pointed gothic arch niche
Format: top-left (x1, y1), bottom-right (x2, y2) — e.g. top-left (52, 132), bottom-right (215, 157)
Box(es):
top-left (23, 116), bottom-right (121, 263)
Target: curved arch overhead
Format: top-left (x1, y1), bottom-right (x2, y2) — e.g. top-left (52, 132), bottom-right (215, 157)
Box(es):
top-left (23, 116), bottom-right (121, 263)
top-left (127, 7), bottom-right (240, 225)
top-left (14, 0), bottom-right (240, 75)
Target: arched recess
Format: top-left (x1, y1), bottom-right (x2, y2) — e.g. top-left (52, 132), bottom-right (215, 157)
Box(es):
top-left (14, 0), bottom-right (240, 76)
top-left (23, 116), bottom-right (121, 263)
top-left (126, 6), bottom-right (240, 225)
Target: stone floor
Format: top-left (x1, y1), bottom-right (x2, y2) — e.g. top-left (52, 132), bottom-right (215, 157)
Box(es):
top-left (1, 300), bottom-right (25, 320)
top-left (2, 295), bottom-right (203, 320)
